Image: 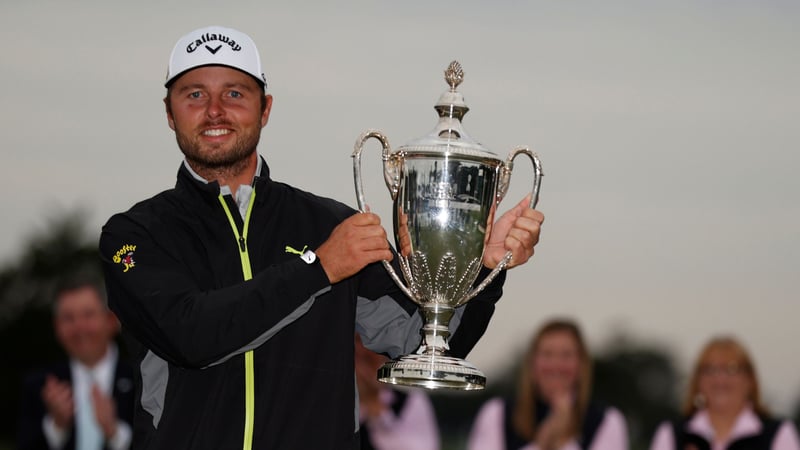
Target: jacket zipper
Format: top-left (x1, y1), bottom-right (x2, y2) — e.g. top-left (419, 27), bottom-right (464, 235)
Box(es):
top-left (218, 190), bottom-right (257, 450)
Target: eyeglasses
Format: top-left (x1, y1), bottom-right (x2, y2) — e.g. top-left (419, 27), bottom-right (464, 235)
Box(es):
top-left (699, 363), bottom-right (747, 377)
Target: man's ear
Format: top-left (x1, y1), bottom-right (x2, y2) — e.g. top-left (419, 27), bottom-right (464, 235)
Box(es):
top-left (165, 96), bottom-right (176, 131)
top-left (107, 310), bottom-right (121, 335)
top-left (261, 94), bottom-right (273, 128)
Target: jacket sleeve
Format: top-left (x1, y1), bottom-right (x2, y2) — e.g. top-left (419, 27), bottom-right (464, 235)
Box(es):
top-left (354, 256), bottom-right (421, 358)
top-left (100, 213), bottom-right (331, 369)
top-left (448, 266), bottom-right (505, 359)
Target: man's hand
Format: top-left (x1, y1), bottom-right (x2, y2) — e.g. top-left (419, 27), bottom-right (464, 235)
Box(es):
top-left (92, 384), bottom-right (118, 439)
top-left (316, 213), bottom-right (394, 284)
top-left (483, 195), bottom-right (544, 269)
top-left (41, 375), bottom-right (74, 429)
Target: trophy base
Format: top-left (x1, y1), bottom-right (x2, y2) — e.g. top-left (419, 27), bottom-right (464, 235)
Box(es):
top-left (377, 354), bottom-right (486, 390)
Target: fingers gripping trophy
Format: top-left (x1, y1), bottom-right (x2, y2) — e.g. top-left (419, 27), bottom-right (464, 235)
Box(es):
top-left (352, 61), bottom-right (543, 390)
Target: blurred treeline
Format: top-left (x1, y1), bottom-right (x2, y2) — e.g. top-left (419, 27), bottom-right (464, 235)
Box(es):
top-left (1, 213), bottom-right (799, 450)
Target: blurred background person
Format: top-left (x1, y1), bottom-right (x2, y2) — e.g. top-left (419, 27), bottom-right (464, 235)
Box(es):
top-left (17, 277), bottom-right (134, 450)
top-left (468, 318), bottom-right (628, 450)
top-left (649, 335), bottom-right (800, 450)
top-left (355, 333), bottom-right (439, 450)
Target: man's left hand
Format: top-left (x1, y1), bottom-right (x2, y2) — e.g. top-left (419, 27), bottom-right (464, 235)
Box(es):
top-left (482, 195), bottom-right (544, 269)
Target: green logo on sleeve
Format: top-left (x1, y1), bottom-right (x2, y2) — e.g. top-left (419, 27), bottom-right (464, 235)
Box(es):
top-left (284, 245), bottom-right (308, 256)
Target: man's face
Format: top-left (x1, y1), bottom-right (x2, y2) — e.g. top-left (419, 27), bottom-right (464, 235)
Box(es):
top-left (165, 66), bottom-right (272, 170)
top-left (54, 286), bottom-right (118, 367)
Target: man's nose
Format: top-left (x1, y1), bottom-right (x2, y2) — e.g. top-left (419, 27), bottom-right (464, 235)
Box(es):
top-left (206, 96), bottom-right (225, 119)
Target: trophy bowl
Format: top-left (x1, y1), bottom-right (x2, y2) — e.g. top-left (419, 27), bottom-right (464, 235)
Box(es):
top-left (352, 61), bottom-right (542, 390)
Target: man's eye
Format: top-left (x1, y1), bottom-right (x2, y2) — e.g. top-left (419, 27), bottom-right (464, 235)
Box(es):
top-left (229, 91), bottom-right (242, 98)
top-left (189, 91), bottom-right (202, 99)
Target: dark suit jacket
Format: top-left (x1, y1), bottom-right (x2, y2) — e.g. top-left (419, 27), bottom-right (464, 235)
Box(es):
top-left (18, 357), bottom-right (135, 450)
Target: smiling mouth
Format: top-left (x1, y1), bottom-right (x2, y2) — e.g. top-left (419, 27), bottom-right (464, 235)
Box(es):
top-left (203, 128), bottom-right (231, 137)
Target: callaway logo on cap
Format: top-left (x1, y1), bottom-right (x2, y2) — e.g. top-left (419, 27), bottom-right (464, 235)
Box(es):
top-left (165, 25), bottom-right (267, 89)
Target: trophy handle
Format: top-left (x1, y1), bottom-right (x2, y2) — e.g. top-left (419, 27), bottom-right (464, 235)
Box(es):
top-left (352, 130), bottom-right (415, 300)
top-left (458, 147), bottom-right (543, 306)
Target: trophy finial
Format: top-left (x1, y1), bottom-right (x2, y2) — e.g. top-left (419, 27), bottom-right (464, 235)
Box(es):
top-left (444, 61), bottom-right (464, 91)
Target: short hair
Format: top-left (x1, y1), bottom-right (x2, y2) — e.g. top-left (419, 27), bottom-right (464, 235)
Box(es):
top-left (52, 274), bottom-right (108, 314)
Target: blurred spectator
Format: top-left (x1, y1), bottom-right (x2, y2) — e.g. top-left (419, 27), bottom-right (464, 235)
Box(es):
top-left (467, 318), bottom-right (628, 450)
top-left (18, 277), bottom-right (134, 450)
top-left (649, 336), bottom-right (800, 450)
top-left (355, 333), bottom-right (439, 450)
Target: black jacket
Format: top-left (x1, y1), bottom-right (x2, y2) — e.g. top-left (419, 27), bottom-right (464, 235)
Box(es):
top-left (99, 160), bottom-right (505, 449)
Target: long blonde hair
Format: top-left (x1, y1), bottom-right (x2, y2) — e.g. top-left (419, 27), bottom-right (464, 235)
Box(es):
top-left (512, 319), bottom-right (593, 441)
top-left (682, 336), bottom-right (768, 416)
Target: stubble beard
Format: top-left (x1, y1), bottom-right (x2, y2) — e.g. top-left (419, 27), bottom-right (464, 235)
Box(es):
top-left (175, 123), bottom-right (261, 179)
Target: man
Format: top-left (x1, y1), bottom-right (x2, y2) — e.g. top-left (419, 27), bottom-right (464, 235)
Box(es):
top-left (99, 25), bottom-right (544, 449)
top-left (18, 278), bottom-right (135, 450)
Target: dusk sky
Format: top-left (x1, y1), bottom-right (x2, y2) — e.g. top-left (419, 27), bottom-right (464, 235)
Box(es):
top-left (2, 1), bottom-right (798, 414)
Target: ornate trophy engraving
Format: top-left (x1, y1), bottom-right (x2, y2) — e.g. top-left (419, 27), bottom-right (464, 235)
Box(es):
top-left (352, 61), bottom-right (543, 390)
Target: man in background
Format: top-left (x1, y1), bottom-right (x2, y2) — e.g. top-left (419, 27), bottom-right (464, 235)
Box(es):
top-left (18, 277), bottom-right (134, 450)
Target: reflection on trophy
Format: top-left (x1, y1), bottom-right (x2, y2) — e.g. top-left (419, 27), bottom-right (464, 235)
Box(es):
top-left (352, 61), bottom-right (543, 390)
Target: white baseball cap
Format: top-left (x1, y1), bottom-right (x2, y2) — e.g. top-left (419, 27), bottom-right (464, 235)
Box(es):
top-left (165, 25), bottom-right (267, 89)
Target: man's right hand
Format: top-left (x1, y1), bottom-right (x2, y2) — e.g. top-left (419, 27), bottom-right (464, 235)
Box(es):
top-left (41, 375), bottom-right (74, 429)
top-left (316, 213), bottom-right (394, 284)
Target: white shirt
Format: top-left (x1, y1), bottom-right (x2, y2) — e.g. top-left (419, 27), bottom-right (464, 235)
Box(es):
top-left (183, 157), bottom-right (263, 219)
top-left (42, 344), bottom-right (132, 450)
top-left (649, 407), bottom-right (800, 450)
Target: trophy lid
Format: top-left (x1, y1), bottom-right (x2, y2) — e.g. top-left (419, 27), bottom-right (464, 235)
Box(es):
top-left (397, 61), bottom-right (498, 159)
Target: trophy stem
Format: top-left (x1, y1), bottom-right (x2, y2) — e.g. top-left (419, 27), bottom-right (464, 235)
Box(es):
top-left (418, 303), bottom-right (454, 355)
top-left (377, 303), bottom-right (486, 390)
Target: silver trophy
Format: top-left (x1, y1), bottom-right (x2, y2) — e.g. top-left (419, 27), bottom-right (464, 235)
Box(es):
top-left (352, 61), bottom-right (543, 390)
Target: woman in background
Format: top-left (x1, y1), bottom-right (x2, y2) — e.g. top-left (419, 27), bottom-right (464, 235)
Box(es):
top-left (468, 318), bottom-right (628, 450)
top-left (649, 336), bottom-right (800, 450)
